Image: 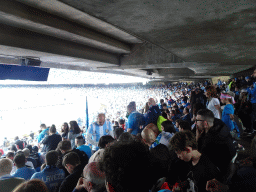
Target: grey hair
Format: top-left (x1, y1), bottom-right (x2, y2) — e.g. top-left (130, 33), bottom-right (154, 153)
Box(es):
top-left (0, 158), bottom-right (13, 174)
top-left (84, 162), bottom-right (106, 192)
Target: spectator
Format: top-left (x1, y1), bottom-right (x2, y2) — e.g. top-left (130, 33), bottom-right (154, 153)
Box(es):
top-left (117, 132), bottom-right (134, 142)
top-left (175, 119), bottom-right (183, 132)
top-left (29, 131), bottom-right (34, 141)
top-left (59, 152), bottom-right (84, 192)
top-left (100, 141), bottom-right (153, 192)
top-left (206, 158), bottom-right (256, 192)
top-left (178, 120), bottom-right (191, 132)
top-left (98, 135), bottom-right (115, 149)
top-left (10, 144), bottom-right (18, 152)
top-left (159, 98), bottom-right (166, 110)
top-left (161, 120), bottom-right (176, 134)
top-left (141, 127), bottom-right (156, 147)
top-left (205, 86), bottom-right (221, 119)
top-left (235, 90), bottom-right (251, 133)
top-left (38, 124), bottom-right (49, 143)
top-left (170, 130), bottom-right (220, 192)
top-left (194, 88), bottom-right (207, 106)
top-left (170, 109), bottom-right (180, 125)
top-left (6, 151), bottom-right (16, 174)
top-left (14, 136), bottom-right (25, 150)
top-left (40, 125), bottom-right (62, 152)
top-left (22, 148), bottom-right (36, 169)
top-left (68, 121), bottom-right (82, 149)
top-left (217, 79), bottom-right (223, 87)
top-left (56, 141), bottom-right (88, 176)
top-left (113, 121), bottom-right (120, 131)
top-left (144, 98), bottom-right (162, 127)
top-left (31, 146), bottom-right (43, 171)
top-left (31, 150), bottom-right (65, 192)
top-left (220, 92), bottom-right (236, 133)
top-left (150, 144), bottom-right (172, 187)
top-left (196, 109), bottom-right (236, 179)
top-left (181, 107), bottom-right (192, 125)
top-left (118, 118), bottom-right (125, 131)
top-left (127, 101), bottom-right (146, 135)
top-left (249, 69), bottom-right (256, 134)
top-left (12, 153), bottom-right (35, 180)
top-left (75, 136), bottom-right (92, 159)
top-left (3, 137), bottom-right (9, 148)
top-left (86, 113), bottom-right (114, 153)
top-left (88, 135), bottom-right (115, 164)
top-left (88, 149), bottom-right (105, 164)
top-left (113, 127), bottom-right (124, 140)
top-left (191, 103), bottom-right (205, 122)
top-left (0, 158), bottom-right (25, 192)
top-left (13, 179), bottom-right (48, 192)
top-left (73, 162), bottom-right (106, 192)
top-left (61, 122), bottom-right (69, 141)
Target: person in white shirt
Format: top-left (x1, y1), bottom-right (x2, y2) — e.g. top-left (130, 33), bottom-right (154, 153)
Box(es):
top-left (205, 86), bottom-right (221, 119)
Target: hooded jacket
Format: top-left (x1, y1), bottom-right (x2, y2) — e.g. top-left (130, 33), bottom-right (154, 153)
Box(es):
top-left (144, 105), bottom-right (162, 127)
top-left (198, 118), bottom-right (236, 177)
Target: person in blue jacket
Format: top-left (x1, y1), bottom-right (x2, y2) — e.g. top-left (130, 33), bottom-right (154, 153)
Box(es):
top-left (220, 92), bottom-right (235, 133)
top-left (31, 150), bottom-right (65, 192)
top-left (144, 98), bottom-right (161, 127)
top-left (12, 153), bottom-right (35, 180)
top-left (37, 124), bottom-right (49, 143)
top-left (249, 69), bottom-right (256, 134)
top-left (181, 107), bottom-right (192, 125)
top-left (127, 101), bottom-right (145, 135)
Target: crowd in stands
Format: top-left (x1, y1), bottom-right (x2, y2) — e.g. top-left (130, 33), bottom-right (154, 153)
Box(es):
top-left (1, 69), bottom-right (256, 191)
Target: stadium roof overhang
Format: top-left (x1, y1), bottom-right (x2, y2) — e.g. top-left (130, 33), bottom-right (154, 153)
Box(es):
top-left (0, 0), bottom-right (255, 82)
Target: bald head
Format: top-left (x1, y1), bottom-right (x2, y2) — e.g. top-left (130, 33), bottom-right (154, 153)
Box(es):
top-left (141, 128), bottom-right (156, 146)
top-left (83, 162), bottom-right (106, 192)
top-left (0, 158), bottom-right (13, 176)
top-left (145, 123), bottom-right (160, 136)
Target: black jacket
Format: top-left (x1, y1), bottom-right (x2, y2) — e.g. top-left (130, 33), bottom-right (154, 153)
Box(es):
top-left (57, 148), bottom-right (89, 177)
top-left (59, 164), bottom-right (84, 192)
top-left (41, 133), bottom-right (62, 152)
top-left (198, 118), bottom-right (236, 177)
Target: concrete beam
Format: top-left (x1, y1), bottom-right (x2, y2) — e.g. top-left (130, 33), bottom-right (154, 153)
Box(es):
top-left (17, 0), bottom-right (142, 44)
top-left (0, 23), bottom-right (119, 65)
top-left (97, 62), bottom-right (197, 69)
top-left (0, 0), bottom-right (131, 54)
top-left (121, 42), bottom-right (184, 66)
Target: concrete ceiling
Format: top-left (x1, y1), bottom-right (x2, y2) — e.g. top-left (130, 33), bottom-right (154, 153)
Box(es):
top-left (0, 0), bottom-right (255, 82)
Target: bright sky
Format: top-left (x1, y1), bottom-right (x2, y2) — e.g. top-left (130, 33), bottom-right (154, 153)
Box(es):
top-left (0, 68), bottom-right (149, 85)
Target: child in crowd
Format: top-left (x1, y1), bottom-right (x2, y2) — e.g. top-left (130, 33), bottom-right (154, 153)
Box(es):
top-left (170, 131), bottom-right (220, 192)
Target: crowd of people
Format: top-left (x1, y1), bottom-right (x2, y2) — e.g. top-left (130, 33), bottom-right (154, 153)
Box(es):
top-left (1, 69), bottom-right (256, 192)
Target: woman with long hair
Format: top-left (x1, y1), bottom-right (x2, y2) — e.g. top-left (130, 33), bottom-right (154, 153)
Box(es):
top-left (68, 120), bottom-right (81, 149)
top-left (205, 86), bottom-right (221, 119)
top-left (61, 122), bottom-right (69, 141)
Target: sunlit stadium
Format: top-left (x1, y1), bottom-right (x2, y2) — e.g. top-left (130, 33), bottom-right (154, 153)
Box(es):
top-left (0, 68), bottom-right (153, 142)
top-left (1, 1), bottom-right (256, 191)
